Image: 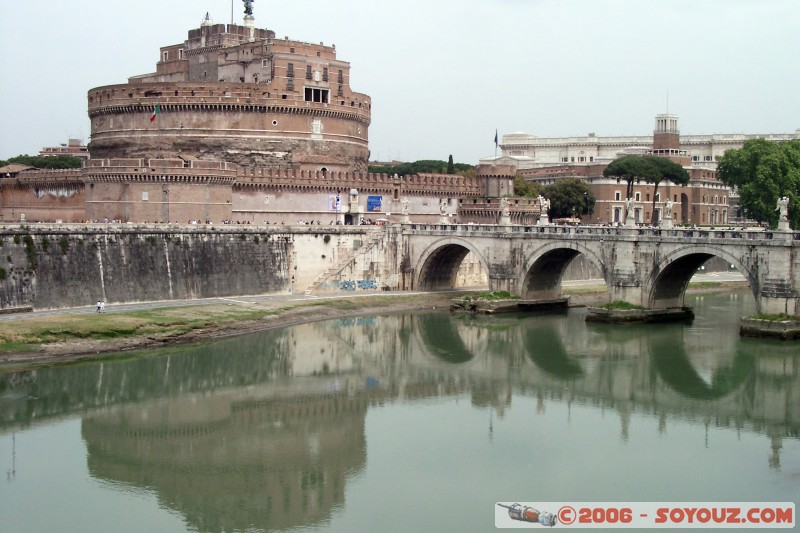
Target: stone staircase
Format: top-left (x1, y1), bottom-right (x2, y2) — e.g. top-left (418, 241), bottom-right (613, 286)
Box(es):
top-left (303, 230), bottom-right (385, 295)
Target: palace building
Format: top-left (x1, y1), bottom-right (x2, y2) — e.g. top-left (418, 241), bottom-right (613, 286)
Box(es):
top-left (483, 115), bottom-right (800, 226)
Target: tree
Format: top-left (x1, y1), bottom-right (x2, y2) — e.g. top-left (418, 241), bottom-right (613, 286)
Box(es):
top-left (603, 155), bottom-right (690, 224)
top-left (368, 159), bottom-right (474, 176)
top-left (645, 156), bottom-right (690, 224)
top-left (0, 155), bottom-right (83, 169)
top-left (447, 154), bottom-right (455, 174)
top-left (602, 155), bottom-right (651, 199)
top-left (541, 178), bottom-right (595, 219)
top-left (513, 176), bottom-right (539, 198)
top-left (717, 139), bottom-right (800, 229)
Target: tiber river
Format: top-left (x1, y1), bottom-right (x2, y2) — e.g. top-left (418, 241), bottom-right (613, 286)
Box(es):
top-left (0, 292), bottom-right (798, 532)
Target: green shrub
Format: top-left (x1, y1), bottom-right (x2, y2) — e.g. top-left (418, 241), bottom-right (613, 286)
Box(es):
top-left (22, 235), bottom-right (36, 269)
top-left (0, 267), bottom-right (5, 280)
top-left (600, 300), bottom-right (644, 310)
top-left (59, 237), bottom-right (70, 255)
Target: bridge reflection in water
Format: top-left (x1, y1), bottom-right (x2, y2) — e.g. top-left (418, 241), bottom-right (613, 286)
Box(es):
top-left (1, 293), bottom-right (797, 532)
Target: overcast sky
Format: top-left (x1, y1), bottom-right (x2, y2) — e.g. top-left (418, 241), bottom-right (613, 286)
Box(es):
top-left (1, 0), bottom-right (798, 164)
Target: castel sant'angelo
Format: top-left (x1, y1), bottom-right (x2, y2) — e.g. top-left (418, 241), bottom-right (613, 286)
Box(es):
top-left (0, 5), bottom-right (523, 225)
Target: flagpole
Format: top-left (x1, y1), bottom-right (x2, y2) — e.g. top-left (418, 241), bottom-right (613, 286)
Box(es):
top-left (493, 129), bottom-right (498, 166)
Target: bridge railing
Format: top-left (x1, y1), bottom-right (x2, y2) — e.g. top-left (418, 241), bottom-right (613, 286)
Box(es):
top-left (404, 223), bottom-right (796, 242)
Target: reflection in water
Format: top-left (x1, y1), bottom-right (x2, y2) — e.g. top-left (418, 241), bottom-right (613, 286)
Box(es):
top-left (83, 391), bottom-right (367, 532)
top-left (416, 314), bottom-right (474, 363)
top-left (650, 324), bottom-right (756, 400)
top-left (1, 292), bottom-right (798, 532)
top-left (524, 319), bottom-right (584, 379)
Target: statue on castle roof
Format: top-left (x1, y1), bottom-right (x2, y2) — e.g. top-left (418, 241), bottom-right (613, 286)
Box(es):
top-left (243, 0), bottom-right (254, 16)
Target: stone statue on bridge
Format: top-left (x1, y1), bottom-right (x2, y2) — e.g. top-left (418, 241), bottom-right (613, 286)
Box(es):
top-left (500, 197), bottom-right (510, 217)
top-left (625, 197), bottom-right (636, 227)
top-left (660, 199), bottom-right (674, 229)
top-left (439, 199), bottom-right (448, 216)
top-left (776, 196), bottom-right (789, 221)
top-left (537, 195), bottom-right (550, 225)
top-left (243, 0), bottom-right (254, 16)
top-left (401, 196), bottom-right (409, 216)
top-left (776, 196), bottom-right (790, 230)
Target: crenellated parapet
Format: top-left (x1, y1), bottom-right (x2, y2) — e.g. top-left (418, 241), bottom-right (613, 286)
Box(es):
top-left (233, 168), bottom-right (483, 197)
top-left (458, 197), bottom-right (541, 225)
top-left (10, 168), bottom-right (84, 187)
top-left (83, 158), bottom-right (237, 185)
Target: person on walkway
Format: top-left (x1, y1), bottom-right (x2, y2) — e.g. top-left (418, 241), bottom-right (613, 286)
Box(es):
top-left (96, 300), bottom-right (102, 313)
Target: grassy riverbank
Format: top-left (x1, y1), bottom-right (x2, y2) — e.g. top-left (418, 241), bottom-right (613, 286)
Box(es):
top-left (0, 280), bottom-right (749, 370)
top-left (0, 293), bottom-right (462, 369)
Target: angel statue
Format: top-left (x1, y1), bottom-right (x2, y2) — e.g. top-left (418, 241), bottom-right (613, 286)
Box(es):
top-left (776, 196), bottom-right (789, 222)
top-left (500, 197), bottom-right (510, 217)
top-left (538, 194), bottom-right (550, 214)
top-left (243, 0), bottom-right (254, 16)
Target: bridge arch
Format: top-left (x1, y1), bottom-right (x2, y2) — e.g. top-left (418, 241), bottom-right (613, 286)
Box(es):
top-left (414, 237), bottom-right (490, 291)
top-left (645, 245), bottom-right (757, 310)
top-left (520, 242), bottom-right (608, 300)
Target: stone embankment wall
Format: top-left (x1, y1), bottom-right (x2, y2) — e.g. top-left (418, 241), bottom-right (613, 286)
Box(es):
top-left (0, 225), bottom-right (392, 310)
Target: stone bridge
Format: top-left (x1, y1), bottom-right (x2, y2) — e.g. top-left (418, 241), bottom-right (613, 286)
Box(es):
top-left (397, 224), bottom-right (800, 316)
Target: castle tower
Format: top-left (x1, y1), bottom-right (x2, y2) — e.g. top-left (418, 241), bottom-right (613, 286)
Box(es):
top-left (87, 16), bottom-right (371, 172)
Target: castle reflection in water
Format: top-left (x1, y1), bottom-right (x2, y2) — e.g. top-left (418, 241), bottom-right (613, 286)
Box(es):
top-left (1, 298), bottom-right (798, 531)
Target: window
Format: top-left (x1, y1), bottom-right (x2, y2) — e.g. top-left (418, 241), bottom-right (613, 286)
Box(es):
top-left (287, 63), bottom-right (294, 77)
top-left (614, 191), bottom-right (621, 201)
top-left (306, 65), bottom-right (312, 79)
top-left (338, 70), bottom-right (344, 83)
top-left (142, 191), bottom-right (149, 201)
top-left (705, 155), bottom-right (712, 161)
top-left (578, 157), bottom-right (585, 162)
top-left (589, 156), bottom-right (594, 162)
top-left (178, 49), bottom-right (184, 59)
top-left (287, 79), bottom-right (294, 90)
top-left (290, 47), bottom-right (295, 53)
top-left (614, 207), bottom-right (622, 223)
top-left (635, 192), bottom-right (641, 201)
top-left (646, 193), bottom-right (650, 202)
top-left (162, 51), bottom-right (168, 62)
top-left (323, 67), bottom-right (328, 82)
top-left (674, 194), bottom-right (678, 202)
top-left (337, 85), bottom-right (344, 97)
top-left (262, 59), bottom-right (269, 68)
top-left (304, 87), bottom-right (329, 103)
top-left (655, 193), bottom-right (660, 202)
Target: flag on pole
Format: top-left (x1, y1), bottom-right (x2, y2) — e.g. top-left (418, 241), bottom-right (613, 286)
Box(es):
top-left (150, 103), bottom-right (161, 123)
top-left (494, 130), bottom-right (498, 147)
